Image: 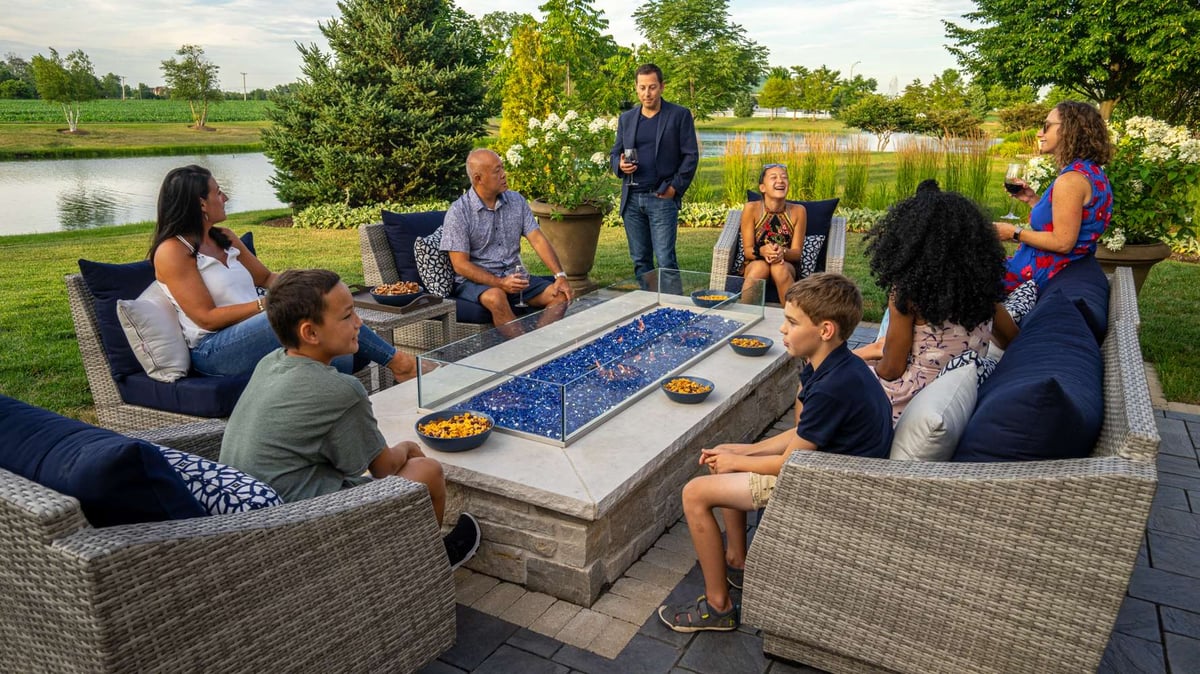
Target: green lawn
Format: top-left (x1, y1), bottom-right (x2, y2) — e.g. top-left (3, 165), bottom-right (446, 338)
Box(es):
top-left (2, 208), bottom-right (1194, 423)
top-left (0, 121), bottom-right (266, 160)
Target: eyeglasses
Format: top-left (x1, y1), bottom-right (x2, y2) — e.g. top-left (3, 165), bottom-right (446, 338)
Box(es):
top-left (762, 163), bottom-right (787, 171)
top-left (1041, 120), bottom-right (1061, 132)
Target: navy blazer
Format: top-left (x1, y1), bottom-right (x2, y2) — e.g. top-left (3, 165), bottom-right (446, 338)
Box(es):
top-left (610, 100), bottom-right (699, 216)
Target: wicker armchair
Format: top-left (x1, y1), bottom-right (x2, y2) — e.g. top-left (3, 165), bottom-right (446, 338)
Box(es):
top-left (0, 421), bottom-right (455, 673)
top-left (65, 273), bottom-right (379, 433)
top-left (360, 222), bottom-right (485, 350)
top-left (709, 209), bottom-right (847, 298)
top-left (741, 267), bottom-right (1159, 673)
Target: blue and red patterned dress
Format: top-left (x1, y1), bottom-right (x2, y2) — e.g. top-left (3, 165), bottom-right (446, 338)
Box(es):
top-left (1004, 159), bottom-right (1112, 292)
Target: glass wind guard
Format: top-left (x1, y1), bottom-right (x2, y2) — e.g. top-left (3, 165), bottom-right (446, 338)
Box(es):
top-left (416, 270), bottom-right (766, 446)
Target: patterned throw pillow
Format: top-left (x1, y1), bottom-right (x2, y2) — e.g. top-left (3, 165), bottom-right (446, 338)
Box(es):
top-left (939, 349), bottom-right (998, 388)
top-left (413, 228), bottom-right (456, 297)
top-left (1003, 280), bottom-right (1039, 324)
top-left (157, 446), bottom-right (282, 514)
top-left (732, 234), bottom-right (826, 280)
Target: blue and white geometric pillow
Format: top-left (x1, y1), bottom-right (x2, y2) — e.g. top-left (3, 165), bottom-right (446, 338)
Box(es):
top-left (413, 228), bottom-right (456, 297)
top-left (1003, 279), bottom-right (1039, 325)
top-left (799, 234), bottom-right (827, 279)
top-left (939, 349), bottom-right (998, 388)
top-left (156, 446), bottom-right (283, 515)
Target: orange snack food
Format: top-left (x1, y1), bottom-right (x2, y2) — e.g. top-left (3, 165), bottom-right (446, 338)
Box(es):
top-left (418, 413), bottom-right (492, 439)
top-left (374, 281), bottom-right (421, 295)
top-left (731, 337), bottom-right (766, 348)
top-left (696, 294), bottom-right (729, 302)
top-left (664, 378), bottom-right (713, 394)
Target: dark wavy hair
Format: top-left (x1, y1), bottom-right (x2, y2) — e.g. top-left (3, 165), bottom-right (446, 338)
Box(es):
top-left (1053, 101), bottom-right (1113, 167)
top-left (864, 180), bottom-right (1006, 330)
top-left (148, 165), bottom-right (232, 259)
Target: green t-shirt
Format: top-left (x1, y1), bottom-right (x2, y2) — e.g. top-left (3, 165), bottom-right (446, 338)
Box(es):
top-left (220, 349), bottom-right (387, 502)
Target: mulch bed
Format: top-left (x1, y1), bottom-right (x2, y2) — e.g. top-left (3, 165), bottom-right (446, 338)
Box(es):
top-left (261, 216), bottom-right (293, 228)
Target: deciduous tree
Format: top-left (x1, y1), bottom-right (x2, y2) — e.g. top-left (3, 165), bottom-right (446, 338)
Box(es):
top-left (756, 68), bottom-right (791, 118)
top-left (160, 45), bottom-right (222, 129)
top-left (30, 48), bottom-right (96, 132)
top-left (633, 0), bottom-right (767, 119)
top-left (946, 0), bottom-right (1200, 120)
top-left (262, 0), bottom-right (487, 208)
top-left (838, 94), bottom-right (916, 151)
top-left (499, 22), bottom-right (558, 147)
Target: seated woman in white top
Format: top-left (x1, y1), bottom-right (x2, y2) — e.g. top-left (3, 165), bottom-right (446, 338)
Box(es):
top-left (149, 165), bottom-right (419, 381)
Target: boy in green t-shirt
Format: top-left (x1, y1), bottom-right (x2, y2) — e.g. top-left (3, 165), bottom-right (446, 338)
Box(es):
top-left (220, 269), bottom-right (479, 569)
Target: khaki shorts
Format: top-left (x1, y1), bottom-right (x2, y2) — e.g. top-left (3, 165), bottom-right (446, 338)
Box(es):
top-left (749, 473), bottom-right (777, 509)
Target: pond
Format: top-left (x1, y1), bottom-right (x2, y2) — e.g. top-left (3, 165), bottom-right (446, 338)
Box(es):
top-left (0, 153), bottom-right (284, 237)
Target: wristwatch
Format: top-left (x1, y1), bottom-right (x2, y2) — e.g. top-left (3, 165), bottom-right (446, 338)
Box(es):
top-left (554, 271), bottom-right (568, 279)
top-left (1012, 225), bottom-right (1024, 243)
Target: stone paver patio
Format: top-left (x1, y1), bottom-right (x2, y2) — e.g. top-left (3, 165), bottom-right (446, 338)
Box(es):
top-left (414, 324), bottom-right (1200, 673)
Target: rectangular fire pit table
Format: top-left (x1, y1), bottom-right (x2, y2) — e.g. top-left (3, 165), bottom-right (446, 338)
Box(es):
top-left (369, 291), bottom-right (796, 606)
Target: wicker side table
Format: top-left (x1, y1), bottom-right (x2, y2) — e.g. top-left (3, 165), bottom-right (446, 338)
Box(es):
top-left (357, 300), bottom-right (456, 388)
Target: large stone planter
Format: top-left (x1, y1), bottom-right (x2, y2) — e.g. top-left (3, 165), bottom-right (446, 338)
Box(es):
top-left (1095, 241), bottom-right (1171, 295)
top-left (529, 200), bottom-right (603, 296)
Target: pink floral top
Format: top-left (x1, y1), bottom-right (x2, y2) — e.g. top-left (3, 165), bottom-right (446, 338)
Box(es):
top-left (876, 320), bottom-right (992, 424)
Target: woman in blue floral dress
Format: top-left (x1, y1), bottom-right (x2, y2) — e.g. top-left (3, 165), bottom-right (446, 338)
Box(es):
top-left (996, 101), bottom-right (1114, 292)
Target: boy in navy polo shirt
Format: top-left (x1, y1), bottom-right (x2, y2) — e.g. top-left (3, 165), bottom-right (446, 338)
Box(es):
top-left (658, 273), bottom-right (893, 632)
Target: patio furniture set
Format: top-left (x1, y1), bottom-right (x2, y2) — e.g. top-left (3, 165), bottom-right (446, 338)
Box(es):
top-left (0, 202), bottom-right (1161, 672)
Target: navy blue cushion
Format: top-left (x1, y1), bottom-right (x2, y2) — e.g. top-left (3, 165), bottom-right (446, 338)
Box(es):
top-left (953, 289), bottom-right (1103, 462)
top-left (383, 211), bottom-right (445, 283)
top-left (0, 395), bottom-right (206, 526)
top-left (1041, 254), bottom-right (1109, 344)
top-left (117, 371), bottom-right (251, 418)
top-left (746, 193), bottom-right (838, 270)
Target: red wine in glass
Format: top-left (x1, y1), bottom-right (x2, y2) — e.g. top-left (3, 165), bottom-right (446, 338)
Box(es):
top-left (624, 148), bottom-right (639, 187)
top-left (1004, 181), bottom-right (1024, 195)
top-left (1001, 163), bottom-right (1023, 220)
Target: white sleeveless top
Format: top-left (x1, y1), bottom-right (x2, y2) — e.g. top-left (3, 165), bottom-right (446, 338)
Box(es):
top-left (158, 236), bottom-right (259, 348)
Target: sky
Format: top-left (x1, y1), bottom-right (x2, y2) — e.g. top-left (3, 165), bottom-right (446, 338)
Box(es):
top-left (0, 0), bottom-right (979, 94)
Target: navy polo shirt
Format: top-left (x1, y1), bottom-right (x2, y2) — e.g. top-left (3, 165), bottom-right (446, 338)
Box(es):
top-left (796, 343), bottom-right (893, 458)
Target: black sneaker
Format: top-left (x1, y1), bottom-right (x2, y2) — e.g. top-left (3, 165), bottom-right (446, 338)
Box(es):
top-left (444, 512), bottom-right (481, 571)
top-left (726, 566), bottom-right (744, 590)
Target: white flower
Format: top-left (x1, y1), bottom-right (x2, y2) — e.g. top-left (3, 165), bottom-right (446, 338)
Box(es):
top-left (505, 145), bottom-right (523, 166)
top-left (545, 112), bottom-right (561, 126)
top-left (590, 152), bottom-right (607, 166)
top-left (557, 121), bottom-right (569, 134)
top-left (543, 131), bottom-right (555, 143)
top-left (607, 117), bottom-right (618, 131)
top-left (1103, 227), bottom-right (1126, 251)
top-left (588, 118), bottom-right (606, 134)
top-left (1130, 179), bottom-right (1144, 194)
top-left (1024, 155), bottom-right (1057, 192)
top-left (1178, 139), bottom-right (1200, 164)
top-left (1143, 144), bottom-right (1172, 162)
top-left (526, 136), bottom-right (539, 148)
top-left (564, 110), bottom-right (579, 122)
top-left (528, 117), bottom-right (541, 131)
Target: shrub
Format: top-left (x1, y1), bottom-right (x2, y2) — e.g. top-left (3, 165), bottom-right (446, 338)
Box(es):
top-left (840, 207), bottom-right (887, 233)
top-left (293, 200), bottom-right (449, 229)
top-left (732, 93), bottom-right (756, 118)
top-left (998, 103), bottom-right (1050, 133)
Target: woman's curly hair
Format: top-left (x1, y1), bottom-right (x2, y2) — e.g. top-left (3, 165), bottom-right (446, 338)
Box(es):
top-left (864, 180), bottom-right (1006, 330)
top-left (1053, 101), bottom-right (1113, 167)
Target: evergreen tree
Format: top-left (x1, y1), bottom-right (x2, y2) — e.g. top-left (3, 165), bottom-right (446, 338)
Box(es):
top-left (263, 0), bottom-right (487, 208)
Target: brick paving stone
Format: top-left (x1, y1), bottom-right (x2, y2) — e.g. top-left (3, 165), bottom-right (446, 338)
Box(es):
top-left (1158, 454), bottom-right (1200, 478)
top-left (1148, 531), bottom-right (1200, 579)
top-left (677, 629), bottom-right (769, 674)
top-left (500, 591), bottom-right (558, 628)
top-left (474, 644), bottom-right (569, 674)
top-left (529, 600), bottom-right (583, 639)
top-left (473, 581), bottom-right (526, 616)
top-left (455, 569), bottom-right (500, 606)
top-left (440, 605), bottom-right (520, 671)
top-left (556, 608), bottom-right (613, 650)
top-left (1164, 633), bottom-right (1200, 673)
top-left (1157, 470), bottom-right (1200, 491)
top-left (1189, 490), bottom-right (1200, 513)
top-left (1098, 632), bottom-right (1166, 674)
top-left (1162, 607), bottom-right (1200, 639)
top-left (654, 529), bottom-right (697, 555)
top-left (1153, 485), bottom-right (1191, 512)
top-left (766, 658), bottom-right (828, 673)
top-left (1147, 506), bottom-right (1200, 539)
top-left (642, 546), bottom-right (699, 574)
top-left (1128, 566), bottom-right (1200, 614)
top-left (592, 591), bottom-right (663, 626)
top-left (415, 660), bottom-right (467, 674)
top-left (610, 577), bottom-right (673, 606)
top-left (507, 627), bottom-right (564, 659)
top-left (552, 634), bottom-right (682, 674)
top-left (586, 618), bottom-right (641, 659)
top-left (626, 560), bottom-right (688, 589)
top-left (1113, 596), bottom-right (1162, 642)
top-left (1157, 418), bottom-right (1194, 457)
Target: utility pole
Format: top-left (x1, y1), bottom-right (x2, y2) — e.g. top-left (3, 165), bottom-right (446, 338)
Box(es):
top-left (120, 75), bottom-right (126, 100)
top-left (241, 72), bottom-right (247, 101)
top-left (850, 61), bottom-right (861, 79)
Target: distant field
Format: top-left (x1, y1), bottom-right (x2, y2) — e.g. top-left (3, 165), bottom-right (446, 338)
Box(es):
top-left (0, 99), bottom-right (274, 124)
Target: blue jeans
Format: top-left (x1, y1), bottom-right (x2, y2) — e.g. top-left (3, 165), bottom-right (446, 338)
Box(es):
top-left (623, 192), bottom-right (681, 292)
top-left (190, 312), bottom-right (395, 377)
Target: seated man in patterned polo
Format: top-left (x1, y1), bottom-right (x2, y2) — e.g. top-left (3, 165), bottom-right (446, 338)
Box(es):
top-left (440, 149), bottom-right (572, 327)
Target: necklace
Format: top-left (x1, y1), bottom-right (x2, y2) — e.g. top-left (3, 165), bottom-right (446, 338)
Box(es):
top-left (762, 201), bottom-right (786, 215)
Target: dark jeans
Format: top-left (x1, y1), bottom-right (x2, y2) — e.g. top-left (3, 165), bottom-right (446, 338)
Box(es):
top-left (623, 192), bottom-right (682, 294)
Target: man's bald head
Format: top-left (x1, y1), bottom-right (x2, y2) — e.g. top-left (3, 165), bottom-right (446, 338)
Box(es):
top-left (466, 149), bottom-right (507, 202)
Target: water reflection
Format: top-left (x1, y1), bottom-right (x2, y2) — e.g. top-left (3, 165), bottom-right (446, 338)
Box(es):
top-left (0, 153), bottom-right (284, 236)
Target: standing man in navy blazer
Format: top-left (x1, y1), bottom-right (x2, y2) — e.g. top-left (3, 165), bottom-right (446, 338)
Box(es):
top-left (611, 63), bottom-right (699, 291)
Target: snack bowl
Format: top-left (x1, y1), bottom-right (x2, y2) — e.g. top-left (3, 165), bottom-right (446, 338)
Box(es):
top-left (415, 410), bottom-right (494, 452)
top-left (728, 335), bottom-right (773, 357)
top-left (371, 288), bottom-right (424, 307)
top-left (690, 289), bottom-right (734, 308)
top-left (661, 375), bottom-right (714, 404)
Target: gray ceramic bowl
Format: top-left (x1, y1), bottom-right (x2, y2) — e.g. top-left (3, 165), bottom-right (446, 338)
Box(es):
top-left (415, 410), bottom-right (494, 452)
top-left (728, 335), bottom-right (773, 357)
top-left (661, 376), bottom-right (715, 404)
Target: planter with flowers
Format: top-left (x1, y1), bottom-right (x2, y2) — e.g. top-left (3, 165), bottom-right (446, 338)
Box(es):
top-left (1096, 117), bottom-right (1200, 292)
top-left (505, 111), bottom-right (618, 295)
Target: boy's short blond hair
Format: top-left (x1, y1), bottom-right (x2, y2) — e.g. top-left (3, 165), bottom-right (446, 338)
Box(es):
top-left (784, 273), bottom-right (863, 342)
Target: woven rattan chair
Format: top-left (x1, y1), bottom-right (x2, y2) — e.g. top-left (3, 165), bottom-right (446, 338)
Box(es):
top-left (65, 273), bottom-right (380, 433)
top-left (0, 420), bottom-right (455, 673)
top-left (741, 267), bottom-right (1158, 673)
top-left (360, 222), bottom-right (484, 350)
top-left (709, 209), bottom-right (847, 297)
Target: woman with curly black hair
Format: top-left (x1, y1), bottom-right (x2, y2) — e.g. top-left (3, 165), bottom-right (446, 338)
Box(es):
top-left (995, 101), bottom-right (1113, 291)
top-left (857, 180), bottom-right (1012, 422)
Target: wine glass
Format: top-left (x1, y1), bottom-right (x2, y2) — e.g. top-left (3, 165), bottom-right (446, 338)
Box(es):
top-left (1001, 163), bottom-right (1024, 220)
top-left (623, 148), bottom-right (639, 187)
top-left (512, 262), bottom-right (530, 308)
